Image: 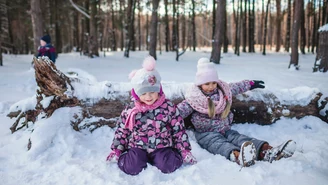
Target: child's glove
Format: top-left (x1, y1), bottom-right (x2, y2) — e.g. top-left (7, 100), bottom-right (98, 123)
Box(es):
top-left (181, 150), bottom-right (197, 165)
top-left (106, 149), bottom-right (121, 163)
top-left (250, 80), bottom-right (265, 90)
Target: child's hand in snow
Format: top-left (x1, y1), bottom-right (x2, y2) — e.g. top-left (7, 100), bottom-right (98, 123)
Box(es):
top-left (181, 150), bottom-right (197, 165)
top-left (106, 149), bottom-right (121, 163)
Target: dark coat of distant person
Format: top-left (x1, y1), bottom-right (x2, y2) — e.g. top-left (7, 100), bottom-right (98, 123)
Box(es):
top-left (37, 35), bottom-right (57, 63)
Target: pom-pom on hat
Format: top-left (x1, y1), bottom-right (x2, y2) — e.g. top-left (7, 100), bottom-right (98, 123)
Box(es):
top-left (41, 35), bottom-right (51, 44)
top-left (129, 56), bottom-right (161, 97)
top-left (195, 57), bottom-right (219, 85)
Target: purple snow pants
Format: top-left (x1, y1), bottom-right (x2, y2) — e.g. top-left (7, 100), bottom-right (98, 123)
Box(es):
top-left (117, 147), bottom-right (183, 175)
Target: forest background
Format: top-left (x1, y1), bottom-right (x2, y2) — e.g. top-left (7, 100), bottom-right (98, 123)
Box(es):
top-left (0, 0), bottom-right (327, 68)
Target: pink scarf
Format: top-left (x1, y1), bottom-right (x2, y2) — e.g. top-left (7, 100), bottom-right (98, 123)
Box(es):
top-left (185, 80), bottom-right (232, 116)
top-left (125, 94), bottom-right (166, 130)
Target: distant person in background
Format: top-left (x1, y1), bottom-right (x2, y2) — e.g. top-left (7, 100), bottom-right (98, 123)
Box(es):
top-left (37, 34), bottom-right (57, 63)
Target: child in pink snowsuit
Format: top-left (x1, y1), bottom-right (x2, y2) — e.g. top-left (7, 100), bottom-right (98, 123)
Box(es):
top-left (177, 58), bottom-right (296, 167)
top-left (106, 56), bottom-right (196, 175)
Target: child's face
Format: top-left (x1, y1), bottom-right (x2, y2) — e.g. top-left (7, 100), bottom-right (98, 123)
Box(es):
top-left (40, 40), bottom-right (47, 46)
top-left (200, 82), bottom-right (218, 93)
top-left (139, 92), bottom-right (159, 105)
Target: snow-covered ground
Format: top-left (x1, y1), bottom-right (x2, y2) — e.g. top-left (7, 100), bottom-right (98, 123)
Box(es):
top-left (0, 50), bottom-right (327, 185)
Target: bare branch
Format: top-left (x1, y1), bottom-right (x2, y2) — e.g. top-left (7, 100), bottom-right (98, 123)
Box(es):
top-left (68, 0), bottom-right (90, 19)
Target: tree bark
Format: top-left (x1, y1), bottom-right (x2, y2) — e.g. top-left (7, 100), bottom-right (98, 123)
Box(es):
top-left (110, 0), bottom-right (117, 51)
top-left (191, 0), bottom-right (196, 51)
top-left (164, 0), bottom-right (170, 52)
top-left (324, 0), bottom-right (328, 24)
top-left (119, 0), bottom-right (124, 51)
top-left (0, 0), bottom-right (2, 66)
top-left (124, 0), bottom-right (136, 57)
top-left (276, 0), bottom-right (281, 52)
top-left (211, 0), bottom-right (225, 64)
top-left (137, 0), bottom-right (141, 51)
top-left (262, 0), bottom-right (271, 55)
top-left (300, 0), bottom-right (306, 54)
top-left (248, 0), bottom-right (255, 53)
top-left (289, 0), bottom-right (302, 69)
top-left (314, 29), bottom-right (328, 72)
top-left (149, 0), bottom-right (159, 59)
top-left (30, 0), bottom-right (44, 55)
top-left (242, 0), bottom-right (247, 53)
top-left (89, 0), bottom-right (99, 57)
top-left (285, 0), bottom-right (291, 52)
top-left (311, 0), bottom-right (317, 53)
top-left (172, 0), bottom-right (177, 52)
top-left (223, 6), bottom-right (228, 53)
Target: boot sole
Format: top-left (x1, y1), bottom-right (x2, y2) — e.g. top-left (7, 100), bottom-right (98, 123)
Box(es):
top-left (275, 140), bottom-right (296, 161)
top-left (240, 141), bottom-right (256, 167)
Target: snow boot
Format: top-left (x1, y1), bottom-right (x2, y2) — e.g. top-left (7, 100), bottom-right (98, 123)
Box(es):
top-left (230, 141), bottom-right (257, 167)
top-left (262, 140), bottom-right (296, 163)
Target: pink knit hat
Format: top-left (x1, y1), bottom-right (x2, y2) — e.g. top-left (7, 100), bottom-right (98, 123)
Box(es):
top-left (129, 56), bottom-right (161, 98)
top-left (195, 58), bottom-right (219, 85)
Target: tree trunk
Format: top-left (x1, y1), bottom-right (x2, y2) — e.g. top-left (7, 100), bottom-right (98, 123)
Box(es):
top-left (324, 0), bottom-right (328, 24)
top-left (306, 1), bottom-right (313, 53)
top-left (175, 0), bottom-right (181, 61)
top-left (124, 0), bottom-right (132, 57)
top-left (172, 0), bottom-right (177, 52)
top-left (285, 0), bottom-right (291, 52)
top-left (242, 0), bottom-right (247, 53)
top-left (211, 0), bottom-right (225, 64)
top-left (164, 0), bottom-right (170, 52)
top-left (30, 0), bottom-right (44, 55)
top-left (146, 14), bottom-right (149, 51)
top-left (289, 0), bottom-right (302, 69)
top-left (248, 0), bottom-right (255, 53)
top-left (234, 0), bottom-right (240, 56)
top-left (276, 0), bottom-right (281, 52)
top-left (110, 0), bottom-right (117, 51)
top-left (137, 0), bottom-right (141, 51)
top-left (124, 0), bottom-right (136, 57)
top-left (223, 4), bottom-right (229, 53)
top-left (181, 0), bottom-right (186, 50)
top-left (149, 0), bottom-right (159, 59)
top-left (314, 29), bottom-right (328, 72)
top-left (262, 0), bottom-right (270, 55)
top-left (311, 0), bottom-right (317, 53)
top-left (119, 0), bottom-right (124, 51)
top-left (0, 44), bottom-right (1, 68)
top-left (89, 0), bottom-right (99, 58)
top-left (8, 57), bottom-right (328, 135)
top-left (212, 0), bottom-right (216, 41)
top-left (0, 0), bottom-right (2, 66)
top-left (300, 0), bottom-right (306, 54)
top-left (191, 0), bottom-right (196, 51)
top-left (259, 0), bottom-right (264, 49)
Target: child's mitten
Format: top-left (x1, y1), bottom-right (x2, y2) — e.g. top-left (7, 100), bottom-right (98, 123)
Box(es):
top-left (181, 150), bottom-right (197, 164)
top-left (106, 149), bottom-right (121, 163)
top-left (250, 80), bottom-right (265, 90)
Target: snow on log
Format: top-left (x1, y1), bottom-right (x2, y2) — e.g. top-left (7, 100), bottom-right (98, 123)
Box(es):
top-left (7, 57), bottom-right (328, 134)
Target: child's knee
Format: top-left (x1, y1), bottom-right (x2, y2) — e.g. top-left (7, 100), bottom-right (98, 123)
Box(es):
top-left (118, 148), bottom-right (148, 175)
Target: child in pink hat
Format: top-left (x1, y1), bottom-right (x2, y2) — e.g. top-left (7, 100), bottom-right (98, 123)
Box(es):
top-left (177, 57), bottom-right (296, 167)
top-left (106, 56), bottom-right (196, 175)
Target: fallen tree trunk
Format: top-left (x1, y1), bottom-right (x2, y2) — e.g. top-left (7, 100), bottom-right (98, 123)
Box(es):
top-left (8, 57), bottom-right (328, 134)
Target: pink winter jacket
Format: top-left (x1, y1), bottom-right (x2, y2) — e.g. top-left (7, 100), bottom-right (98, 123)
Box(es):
top-left (177, 80), bottom-right (252, 134)
top-left (111, 99), bottom-right (192, 154)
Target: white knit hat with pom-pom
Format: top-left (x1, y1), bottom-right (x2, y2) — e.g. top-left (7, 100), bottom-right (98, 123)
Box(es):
top-left (195, 57), bottom-right (219, 85)
top-left (129, 56), bottom-right (161, 96)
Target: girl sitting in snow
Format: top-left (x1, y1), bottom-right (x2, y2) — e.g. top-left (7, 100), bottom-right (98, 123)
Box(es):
top-left (106, 56), bottom-right (196, 175)
top-left (177, 57), bottom-right (296, 167)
